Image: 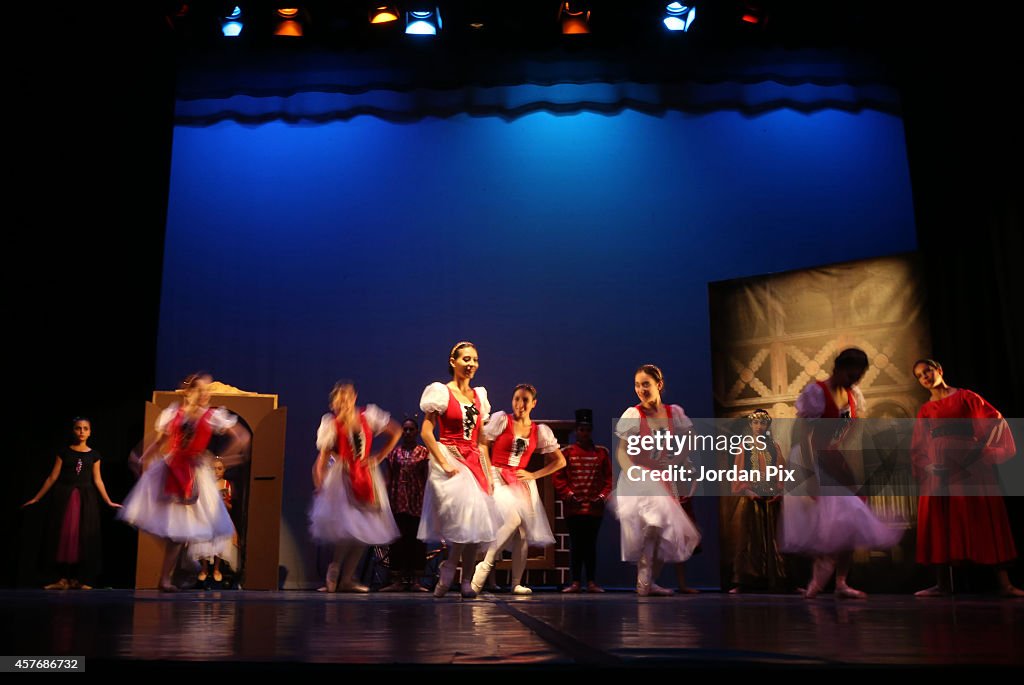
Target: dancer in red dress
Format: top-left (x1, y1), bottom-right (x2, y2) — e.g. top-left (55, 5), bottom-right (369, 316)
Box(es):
top-left (471, 384), bottom-right (566, 595)
top-left (613, 364), bottom-right (701, 596)
top-left (119, 373), bottom-right (249, 592)
top-left (780, 349), bottom-right (902, 599)
top-left (310, 380), bottom-right (402, 592)
top-left (418, 342), bottom-right (499, 598)
top-left (910, 359), bottom-right (1023, 597)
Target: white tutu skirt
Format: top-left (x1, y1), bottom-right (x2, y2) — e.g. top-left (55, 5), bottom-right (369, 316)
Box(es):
top-left (189, 535), bottom-right (239, 569)
top-left (118, 460), bottom-right (235, 545)
top-left (418, 445), bottom-right (499, 545)
top-left (490, 467), bottom-right (555, 546)
top-left (309, 462), bottom-right (400, 545)
top-left (779, 495), bottom-right (904, 555)
top-left (611, 472), bottom-right (701, 563)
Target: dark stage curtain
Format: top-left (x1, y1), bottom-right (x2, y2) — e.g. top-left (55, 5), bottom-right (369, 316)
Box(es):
top-left (901, 8), bottom-right (1024, 589)
top-left (174, 48), bottom-right (900, 125)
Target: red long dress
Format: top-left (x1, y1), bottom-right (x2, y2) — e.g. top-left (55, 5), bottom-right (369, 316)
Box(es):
top-left (912, 389), bottom-right (1017, 565)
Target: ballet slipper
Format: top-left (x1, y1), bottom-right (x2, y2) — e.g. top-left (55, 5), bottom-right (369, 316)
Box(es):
top-left (434, 561), bottom-right (455, 597)
top-left (835, 584), bottom-right (867, 599)
top-left (470, 560), bottom-right (493, 594)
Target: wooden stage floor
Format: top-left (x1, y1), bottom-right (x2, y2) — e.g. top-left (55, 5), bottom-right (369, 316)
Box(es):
top-left (3, 590), bottom-right (1021, 672)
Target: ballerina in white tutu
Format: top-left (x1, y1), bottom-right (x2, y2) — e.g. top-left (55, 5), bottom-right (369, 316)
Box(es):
top-left (310, 380), bottom-right (402, 592)
top-left (471, 384), bottom-right (566, 595)
top-left (189, 457), bottom-right (238, 584)
top-left (418, 341), bottom-right (499, 598)
top-left (119, 373), bottom-right (249, 592)
top-left (613, 364), bottom-right (702, 596)
top-left (779, 348), bottom-right (903, 598)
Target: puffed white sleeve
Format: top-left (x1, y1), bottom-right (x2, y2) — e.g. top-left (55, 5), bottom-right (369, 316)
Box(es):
top-left (483, 411), bottom-right (508, 442)
top-left (419, 382), bottom-right (450, 415)
top-left (316, 414), bottom-right (337, 452)
top-left (477, 386), bottom-right (491, 422)
top-left (363, 404), bottom-right (392, 435)
top-left (156, 403), bottom-right (179, 433)
top-left (208, 407), bottom-right (238, 434)
top-left (671, 405), bottom-right (694, 433)
top-left (795, 383), bottom-right (826, 419)
top-left (851, 385), bottom-right (867, 417)
top-left (615, 406), bottom-right (642, 439)
top-left (535, 424), bottom-right (560, 454)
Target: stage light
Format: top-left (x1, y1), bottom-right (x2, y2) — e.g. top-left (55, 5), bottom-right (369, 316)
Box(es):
top-left (221, 6), bottom-right (243, 37)
top-left (274, 6), bottom-right (303, 36)
top-left (370, 5), bottom-right (399, 24)
top-left (406, 7), bottom-right (442, 35)
top-left (741, 2), bottom-right (765, 25)
top-left (559, 2), bottom-right (591, 35)
top-left (663, 2), bottom-right (696, 32)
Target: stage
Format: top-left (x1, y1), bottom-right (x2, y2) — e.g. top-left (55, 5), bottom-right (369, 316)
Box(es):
top-left (5, 590), bottom-right (1021, 672)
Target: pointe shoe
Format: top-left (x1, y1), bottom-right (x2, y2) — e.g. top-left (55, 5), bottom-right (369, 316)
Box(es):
top-left (158, 582), bottom-right (179, 593)
top-left (410, 581), bottom-right (430, 593)
top-left (77, 584), bottom-right (92, 591)
top-left (512, 585), bottom-right (533, 595)
top-left (434, 561), bottom-right (455, 597)
top-left (44, 579), bottom-right (69, 590)
top-left (338, 580), bottom-right (369, 593)
top-left (586, 582), bottom-right (605, 593)
top-left (728, 586), bottom-right (742, 594)
top-left (677, 586), bottom-right (700, 594)
top-left (379, 581), bottom-right (407, 592)
top-left (460, 581), bottom-right (478, 599)
top-left (649, 583), bottom-right (674, 596)
top-left (213, 570), bottom-right (223, 583)
top-left (470, 561), bottom-right (493, 594)
top-left (562, 581), bottom-right (582, 593)
top-left (835, 584), bottom-right (867, 599)
top-left (999, 585), bottom-right (1024, 598)
top-left (197, 571), bottom-right (208, 582)
top-left (914, 585), bottom-right (949, 598)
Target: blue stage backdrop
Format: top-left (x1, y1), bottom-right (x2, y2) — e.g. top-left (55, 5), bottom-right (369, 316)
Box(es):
top-left (159, 105), bottom-right (916, 588)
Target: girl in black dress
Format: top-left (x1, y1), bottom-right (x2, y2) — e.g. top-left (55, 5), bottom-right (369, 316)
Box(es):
top-left (23, 418), bottom-right (121, 589)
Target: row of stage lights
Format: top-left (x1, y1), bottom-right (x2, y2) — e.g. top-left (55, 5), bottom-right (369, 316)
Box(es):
top-left (168, 2), bottom-right (736, 40)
